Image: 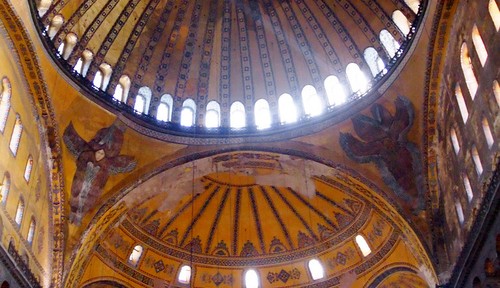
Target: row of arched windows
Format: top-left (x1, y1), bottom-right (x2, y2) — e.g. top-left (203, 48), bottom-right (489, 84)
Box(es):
top-left (44, 4), bottom-right (420, 130)
top-left (125, 234), bottom-right (372, 286)
top-left (451, 0), bottom-right (499, 226)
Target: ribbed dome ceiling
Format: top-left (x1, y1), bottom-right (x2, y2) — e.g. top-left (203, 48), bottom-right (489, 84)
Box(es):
top-left (33, 0), bottom-right (424, 133)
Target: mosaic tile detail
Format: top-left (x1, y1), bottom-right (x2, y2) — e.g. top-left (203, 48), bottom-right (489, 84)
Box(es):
top-left (267, 268), bottom-right (300, 284)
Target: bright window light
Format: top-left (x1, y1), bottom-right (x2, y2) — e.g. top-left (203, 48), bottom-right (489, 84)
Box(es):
top-left (134, 95), bottom-right (146, 114)
top-left (254, 99), bottom-right (271, 129)
top-left (230, 101), bottom-right (246, 128)
top-left (245, 269), bottom-right (259, 288)
top-left (128, 245), bottom-right (143, 266)
top-left (302, 85), bottom-right (323, 116)
top-left (308, 259), bottom-right (325, 280)
top-left (278, 93), bottom-right (297, 124)
top-left (346, 63), bottom-right (369, 94)
top-left (355, 234), bottom-right (372, 257)
top-left (178, 265), bottom-right (192, 284)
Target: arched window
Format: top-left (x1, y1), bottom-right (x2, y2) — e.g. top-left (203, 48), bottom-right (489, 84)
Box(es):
top-left (24, 155), bottom-right (33, 182)
top-left (15, 199), bottom-right (24, 226)
top-left (460, 43), bottom-right (478, 99)
top-left (482, 117), bottom-right (494, 148)
top-left (115, 75), bottom-right (131, 103)
top-left (60, 33), bottom-right (78, 60)
top-left (128, 245), bottom-right (143, 267)
top-left (355, 234), bottom-right (372, 257)
top-left (0, 77), bottom-right (11, 133)
top-left (134, 87), bottom-right (152, 114)
top-left (450, 128), bottom-right (460, 155)
top-left (346, 63), bottom-right (369, 94)
top-left (456, 202), bottom-right (464, 225)
top-left (27, 218), bottom-right (36, 245)
top-left (455, 85), bottom-right (468, 123)
top-left (74, 58), bottom-right (83, 74)
top-left (302, 85), bottom-right (323, 116)
top-left (57, 42), bottom-right (65, 56)
top-left (472, 25), bottom-right (488, 67)
top-left (324, 75), bottom-right (347, 106)
top-left (254, 99), bottom-right (271, 129)
top-left (1, 172), bottom-right (10, 205)
top-left (380, 30), bottom-right (400, 58)
top-left (48, 15), bottom-right (64, 39)
top-left (404, 0), bottom-right (420, 14)
top-left (471, 146), bottom-right (483, 176)
top-left (80, 50), bottom-right (94, 77)
top-left (98, 63), bottom-right (112, 91)
top-left (38, 0), bottom-right (52, 17)
top-left (244, 269), bottom-right (260, 288)
top-left (489, 0), bottom-right (500, 31)
top-left (230, 101), bottom-right (246, 128)
top-left (392, 10), bottom-right (411, 36)
top-left (93, 71), bottom-right (103, 89)
top-left (463, 174), bottom-right (473, 202)
top-left (205, 101), bottom-right (221, 128)
top-left (278, 93), bottom-right (297, 124)
top-left (157, 94), bottom-right (173, 122)
top-left (9, 114), bottom-right (23, 156)
top-left (308, 259), bottom-right (325, 280)
top-left (180, 99), bottom-right (196, 127)
top-left (178, 265), bottom-right (192, 284)
top-left (364, 47), bottom-right (385, 77)
top-left (113, 84), bottom-right (124, 102)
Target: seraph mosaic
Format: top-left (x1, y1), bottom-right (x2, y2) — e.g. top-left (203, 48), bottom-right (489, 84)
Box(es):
top-left (340, 96), bottom-right (425, 213)
top-left (63, 120), bottom-right (137, 224)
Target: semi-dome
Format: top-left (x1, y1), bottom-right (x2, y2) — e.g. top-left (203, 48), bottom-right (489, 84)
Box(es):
top-left (31, 0), bottom-right (426, 139)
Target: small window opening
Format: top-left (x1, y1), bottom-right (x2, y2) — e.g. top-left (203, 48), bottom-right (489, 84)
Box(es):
top-left (178, 265), bottom-right (192, 284)
top-left (471, 146), bottom-right (483, 176)
top-left (493, 80), bottom-right (500, 108)
top-left (324, 75), bottom-right (347, 106)
top-left (364, 47), bottom-right (385, 77)
top-left (455, 85), bottom-right (469, 123)
top-left (355, 234), bottom-right (372, 257)
top-left (128, 245), bottom-right (143, 266)
top-left (392, 10), bottom-right (411, 36)
top-left (456, 202), bottom-right (464, 225)
top-left (346, 63), bottom-right (369, 94)
top-left (308, 259), bottom-right (325, 280)
top-left (472, 25), bottom-right (488, 66)
top-left (230, 101), bottom-right (246, 128)
top-left (1, 173), bottom-right (10, 205)
top-left (9, 115), bottom-right (23, 156)
top-left (245, 269), bottom-right (260, 288)
top-left (380, 29), bottom-right (400, 58)
top-left (113, 84), bottom-right (124, 102)
top-left (302, 85), bottom-right (323, 117)
top-left (93, 71), bottom-right (103, 89)
top-left (15, 200), bottom-right (24, 225)
top-left (489, 0), bottom-right (500, 31)
top-left (450, 128), bottom-right (460, 155)
top-left (134, 95), bottom-right (146, 114)
top-left (205, 101), bottom-right (221, 128)
top-left (24, 156), bottom-right (33, 182)
top-left (460, 43), bottom-right (478, 99)
top-left (463, 174), bottom-right (473, 202)
top-left (482, 118), bottom-right (494, 148)
top-left (278, 93), bottom-right (297, 124)
top-left (157, 94), bottom-right (173, 122)
top-left (180, 99), bottom-right (196, 127)
top-left (0, 77), bottom-right (11, 133)
top-left (404, 0), bottom-right (420, 14)
top-left (27, 219), bottom-right (36, 244)
top-left (254, 99), bottom-right (271, 129)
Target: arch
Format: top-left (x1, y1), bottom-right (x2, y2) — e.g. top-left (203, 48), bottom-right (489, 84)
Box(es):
top-left (278, 93), bottom-right (297, 124)
top-left (404, 0), bottom-right (420, 14)
top-left (460, 43), bottom-right (478, 99)
top-left (346, 63), bottom-right (369, 94)
top-left (1, 281), bottom-right (9, 288)
top-left (472, 25), bottom-right (488, 67)
top-left (355, 234), bottom-right (372, 256)
top-left (180, 99), bottom-right (196, 127)
top-left (392, 10), bottom-right (411, 36)
top-left (1, 172), bottom-right (10, 205)
top-left (308, 259), bottom-right (325, 280)
top-left (302, 85), bottom-right (323, 117)
top-left (364, 47), bottom-right (385, 77)
top-left (471, 146), bottom-right (483, 176)
top-left (244, 269), bottom-right (260, 288)
top-left (61, 33), bottom-right (78, 60)
top-left (0, 77), bottom-right (12, 133)
top-left (80, 50), bottom-right (94, 77)
top-left (134, 87), bottom-right (152, 114)
top-left (128, 245), bottom-right (143, 267)
top-left (113, 75), bottom-right (131, 103)
top-left (205, 101), bottom-right (221, 128)
top-left (15, 199), bottom-right (25, 226)
top-left (24, 155), bottom-right (33, 182)
top-left (489, 0), bottom-right (500, 31)
top-left (9, 114), bottom-right (23, 156)
top-left (98, 63), bottom-right (113, 91)
top-left (92, 71), bottom-right (103, 90)
top-left (178, 265), bottom-right (192, 284)
top-left (157, 94), bottom-right (173, 122)
top-left (380, 29), bottom-right (400, 58)
top-left (230, 101), bottom-right (246, 128)
top-left (455, 84), bottom-right (468, 123)
top-left (472, 277), bottom-right (481, 288)
top-left (27, 218), bottom-right (36, 244)
top-left (482, 117), bottom-right (494, 148)
top-left (324, 75), bottom-right (347, 106)
top-left (254, 99), bottom-right (271, 129)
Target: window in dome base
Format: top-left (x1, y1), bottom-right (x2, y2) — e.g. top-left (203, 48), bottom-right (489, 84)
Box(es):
top-left (134, 87), bottom-right (152, 114)
top-left (364, 47), bottom-right (385, 77)
top-left (157, 94), bottom-right (173, 122)
top-left (380, 29), bottom-right (400, 58)
top-left (404, 0), bottom-right (420, 14)
top-left (9, 115), bottom-right (23, 156)
top-left (471, 146), bottom-right (483, 176)
top-left (178, 265), bottom-right (192, 284)
top-left (450, 127), bottom-right (460, 155)
top-left (93, 71), bottom-right (103, 90)
top-left (456, 202), bottom-right (464, 225)
top-left (482, 117), bottom-right (494, 148)
top-left (27, 218), bottom-right (36, 245)
top-left (0, 77), bottom-right (11, 133)
top-left (245, 269), bottom-right (260, 288)
top-left (472, 25), bottom-right (488, 66)
top-left (24, 155), bottom-right (33, 182)
top-left (308, 259), bottom-right (325, 280)
top-left (346, 63), bottom-right (369, 94)
top-left (278, 93), bottom-right (297, 124)
top-left (460, 43), bottom-right (478, 99)
top-left (128, 245), bottom-right (143, 267)
top-left (463, 173), bottom-right (473, 202)
top-left (14, 199), bottom-right (24, 226)
top-left (254, 99), bottom-right (271, 129)
top-left (230, 101), bottom-right (246, 128)
top-left (205, 101), bottom-right (221, 128)
top-left (393, 10), bottom-right (411, 36)
top-left (1, 172), bottom-right (10, 205)
top-left (455, 85), bottom-right (469, 123)
top-left (489, 0), bottom-right (500, 31)
top-left (324, 75), bottom-right (347, 106)
top-left (355, 234), bottom-right (372, 257)
top-left (180, 99), bottom-right (196, 127)
top-left (302, 85), bottom-right (323, 117)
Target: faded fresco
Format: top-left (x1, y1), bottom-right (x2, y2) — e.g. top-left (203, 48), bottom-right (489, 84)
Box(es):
top-left (63, 121), bottom-right (137, 224)
top-left (340, 96), bottom-right (425, 213)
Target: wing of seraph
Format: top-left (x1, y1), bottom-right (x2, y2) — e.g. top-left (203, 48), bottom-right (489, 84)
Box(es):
top-left (109, 155), bottom-right (137, 175)
top-left (63, 122), bottom-right (89, 158)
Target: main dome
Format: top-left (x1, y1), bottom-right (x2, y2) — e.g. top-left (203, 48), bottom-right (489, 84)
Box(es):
top-left (31, 0), bottom-right (426, 138)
